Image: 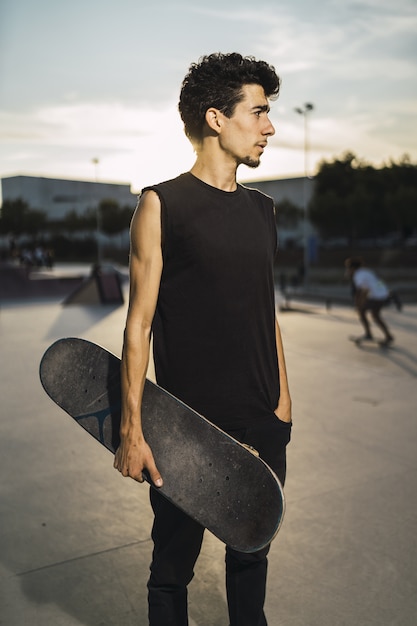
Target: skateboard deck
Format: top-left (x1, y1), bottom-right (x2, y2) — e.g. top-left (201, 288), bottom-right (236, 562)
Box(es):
top-left (39, 337), bottom-right (285, 553)
top-left (349, 335), bottom-right (394, 349)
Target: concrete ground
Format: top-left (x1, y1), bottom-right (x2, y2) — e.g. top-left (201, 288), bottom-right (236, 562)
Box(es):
top-left (1, 287), bottom-right (417, 625)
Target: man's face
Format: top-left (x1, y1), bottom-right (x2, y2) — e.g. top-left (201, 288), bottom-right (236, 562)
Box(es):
top-left (219, 83), bottom-right (276, 168)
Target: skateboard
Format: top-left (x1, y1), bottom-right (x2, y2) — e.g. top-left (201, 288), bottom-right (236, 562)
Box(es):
top-left (349, 335), bottom-right (394, 349)
top-left (39, 337), bottom-right (285, 553)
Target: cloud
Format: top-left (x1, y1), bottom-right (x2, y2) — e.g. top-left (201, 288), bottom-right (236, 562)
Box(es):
top-left (0, 0), bottom-right (416, 186)
top-left (1, 101), bottom-right (180, 145)
top-left (0, 99), bottom-right (195, 187)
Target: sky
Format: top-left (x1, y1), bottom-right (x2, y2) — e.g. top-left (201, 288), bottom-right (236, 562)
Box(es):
top-left (1, 0), bottom-right (416, 195)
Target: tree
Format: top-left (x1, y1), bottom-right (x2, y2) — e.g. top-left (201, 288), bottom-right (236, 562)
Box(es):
top-left (62, 208), bottom-right (96, 233)
top-left (23, 209), bottom-right (47, 238)
top-left (275, 198), bottom-right (303, 228)
top-left (0, 198), bottom-right (46, 236)
top-left (62, 209), bottom-right (82, 234)
top-left (99, 199), bottom-right (134, 237)
top-left (384, 185), bottom-right (417, 237)
top-left (309, 153), bottom-right (417, 244)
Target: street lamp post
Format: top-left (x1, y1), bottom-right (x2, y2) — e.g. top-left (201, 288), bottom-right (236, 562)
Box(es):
top-left (92, 158), bottom-right (101, 265)
top-left (294, 103), bottom-right (314, 284)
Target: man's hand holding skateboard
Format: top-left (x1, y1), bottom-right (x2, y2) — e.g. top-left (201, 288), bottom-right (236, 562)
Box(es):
top-left (114, 429), bottom-right (163, 487)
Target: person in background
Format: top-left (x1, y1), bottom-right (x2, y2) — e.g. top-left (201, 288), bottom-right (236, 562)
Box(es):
top-left (345, 256), bottom-right (396, 346)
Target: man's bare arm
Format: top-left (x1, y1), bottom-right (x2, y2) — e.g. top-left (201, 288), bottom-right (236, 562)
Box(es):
top-left (113, 190), bottom-right (163, 486)
top-left (274, 316), bottom-right (292, 423)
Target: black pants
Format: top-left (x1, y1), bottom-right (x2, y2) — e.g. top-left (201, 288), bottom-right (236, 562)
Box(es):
top-left (147, 416), bottom-right (292, 626)
top-left (358, 298), bottom-right (393, 341)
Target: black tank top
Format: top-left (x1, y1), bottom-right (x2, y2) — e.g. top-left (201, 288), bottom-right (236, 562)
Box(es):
top-left (144, 172), bottom-right (279, 430)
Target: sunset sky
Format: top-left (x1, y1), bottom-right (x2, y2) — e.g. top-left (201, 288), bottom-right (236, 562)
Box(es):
top-left (1, 0), bottom-right (416, 195)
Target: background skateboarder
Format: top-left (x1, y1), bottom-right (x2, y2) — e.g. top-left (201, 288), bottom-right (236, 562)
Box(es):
top-left (114, 52), bottom-right (292, 626)
top-left (345, 256), bottom-right (397, 347)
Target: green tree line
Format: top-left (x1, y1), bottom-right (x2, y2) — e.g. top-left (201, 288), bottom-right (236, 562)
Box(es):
top-left (308, 153), bottom-right (417, 244)
top-left (0, 198), bottom-right (134, 238)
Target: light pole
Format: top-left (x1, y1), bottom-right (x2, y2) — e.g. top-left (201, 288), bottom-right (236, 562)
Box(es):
top-left (294, 103), bottom-right (314, 284)
top-left (92, 157), bottom-right (101, 265)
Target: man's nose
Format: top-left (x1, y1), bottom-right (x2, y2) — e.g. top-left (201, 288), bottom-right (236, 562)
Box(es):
top-left (264, 117), bottom-right (275, 136)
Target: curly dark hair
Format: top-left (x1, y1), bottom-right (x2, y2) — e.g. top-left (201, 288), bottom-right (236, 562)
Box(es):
top-left (178, 52), bottom-right (281, 144)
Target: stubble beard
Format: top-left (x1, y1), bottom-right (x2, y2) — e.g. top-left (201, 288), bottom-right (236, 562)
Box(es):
top-left (241, 155), bottom-right (261, 168)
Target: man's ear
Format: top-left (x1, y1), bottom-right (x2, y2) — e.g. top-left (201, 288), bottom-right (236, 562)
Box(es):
top-left (205, 108), bottom-right (223, 134)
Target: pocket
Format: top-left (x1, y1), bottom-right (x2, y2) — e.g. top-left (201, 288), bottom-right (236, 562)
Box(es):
top-left (269, 414), bottom-right (292, 446)
top-left (275, 415), bottom-right (292, 428)
top-left (244, 418), bottom-right (291, 481)
top-left (248, 415), bottom-right (292, 447)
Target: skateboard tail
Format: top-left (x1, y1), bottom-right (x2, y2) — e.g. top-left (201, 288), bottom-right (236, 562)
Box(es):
top-left (40, 338), bottom-right (123, 452)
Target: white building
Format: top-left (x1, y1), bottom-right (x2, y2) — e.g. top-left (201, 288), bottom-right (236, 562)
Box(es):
top-left (1, 175), bottom-right (136, 221)
top-left (244, 175), bottom-right (314, 207)
top-left (244, 176), bottom-right (315, 248)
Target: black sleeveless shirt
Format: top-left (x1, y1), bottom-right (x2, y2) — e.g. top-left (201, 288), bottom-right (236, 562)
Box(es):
top-left (144, 172), bottom-right (279, 430)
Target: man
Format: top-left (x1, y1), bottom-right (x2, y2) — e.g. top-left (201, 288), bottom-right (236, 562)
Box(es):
top-left (114, 52), bottom-right (292, 626)
top-left (345, 256), bottom-right (395, 346)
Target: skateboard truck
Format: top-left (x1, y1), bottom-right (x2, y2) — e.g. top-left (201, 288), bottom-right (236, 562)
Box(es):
top-left (242, 443), bottom-right (260, 457)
